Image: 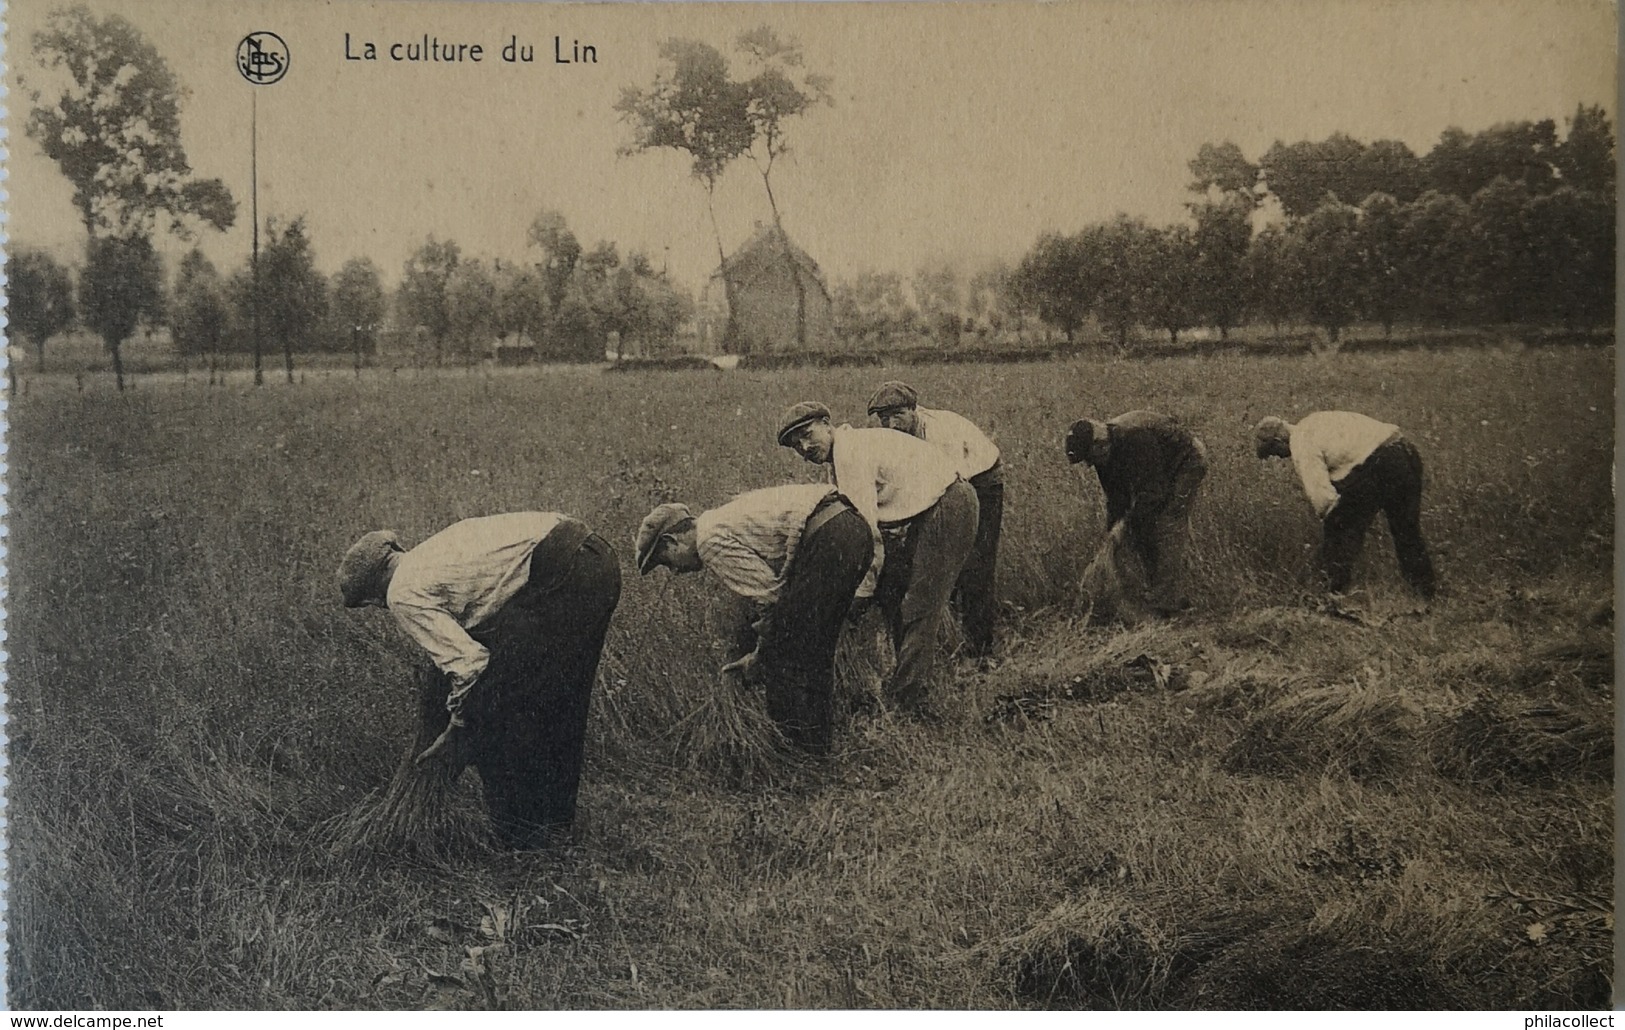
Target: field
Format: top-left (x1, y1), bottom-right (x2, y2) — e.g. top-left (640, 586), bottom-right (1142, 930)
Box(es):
top-left (7, 344), bottom-right (1615, 1009)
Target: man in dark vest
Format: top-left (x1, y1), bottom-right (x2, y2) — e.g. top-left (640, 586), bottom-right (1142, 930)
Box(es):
top-left (636, 484), bottom-right (870, 752)
top-left (338, 512), bottom-right (620, 847)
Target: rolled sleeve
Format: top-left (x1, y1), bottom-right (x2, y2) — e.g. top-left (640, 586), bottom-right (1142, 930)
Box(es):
top-left (391, 603), bottom-right (490, 694)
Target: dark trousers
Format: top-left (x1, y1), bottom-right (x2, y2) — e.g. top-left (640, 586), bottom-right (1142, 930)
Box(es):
top-left (1123, 441), bottom-right (1207, 615)
top-left (951, 463), bottom-right (1004, 656)
top-left (875, 479), bottom-right (980, 707)
top-left (414, 532), bottom-right (622, 848)
top-left (1322, 438), bottom-right (1437, 599)
top-left (754, 503), bottom-right (871, 753)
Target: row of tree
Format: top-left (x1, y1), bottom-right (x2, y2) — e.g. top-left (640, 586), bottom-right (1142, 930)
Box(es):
top-left (12, 207), bottom-right (698, 381)
top-left (1010, 109), bottom-right (1615, 349)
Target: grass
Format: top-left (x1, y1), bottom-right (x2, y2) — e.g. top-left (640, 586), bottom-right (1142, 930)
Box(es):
top-left (6, 345), bottom-right (1614, 1009)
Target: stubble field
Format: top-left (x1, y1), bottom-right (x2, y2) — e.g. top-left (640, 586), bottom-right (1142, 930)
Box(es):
top-left (7, 345), bottom-right (1615, 1009)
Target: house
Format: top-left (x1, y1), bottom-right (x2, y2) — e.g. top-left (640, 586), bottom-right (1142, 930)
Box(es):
top-left (697, 224), bottom-right (837, 354)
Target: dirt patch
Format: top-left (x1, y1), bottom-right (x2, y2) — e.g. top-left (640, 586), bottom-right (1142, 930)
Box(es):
top-left (1175, 926), bottom-right (1463, 1009)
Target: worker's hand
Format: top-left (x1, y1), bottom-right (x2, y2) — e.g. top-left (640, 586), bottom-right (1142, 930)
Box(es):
top-left (847, 595), bottom-right (875, 624)
top-left (415, 718), bottom-right (464, 767)
top-left (721, 650), bottom-right (759, 680)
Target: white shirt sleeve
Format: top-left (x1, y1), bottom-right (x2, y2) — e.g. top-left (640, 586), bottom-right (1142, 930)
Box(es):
top-left (390, 603), bottom-right (490, 693)
top-left (1291, 440), bottom-right (1340, 518)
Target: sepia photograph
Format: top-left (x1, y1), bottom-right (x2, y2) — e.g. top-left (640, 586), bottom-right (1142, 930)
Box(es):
top-left (3, 0), bottom-right (1616, 1012)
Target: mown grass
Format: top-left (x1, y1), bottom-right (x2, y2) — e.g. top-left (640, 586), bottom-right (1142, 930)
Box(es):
top-left (7, 346), bottom-right (1614, 1009)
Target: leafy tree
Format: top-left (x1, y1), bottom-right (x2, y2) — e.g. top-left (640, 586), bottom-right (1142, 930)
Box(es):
top-left (1356, 192), bottom-right (1407, 337)
top-left (1188, 195), bottom-right (1253, 338)
top-left (331, 257), bottom-right (386, 374)
top-left (1468, 177), bottom-right (1538, 323)
top-left (1141, 225), bottom-right (1201, 344)
top-left (170, 248), bottom-right (228, 382)
top-left (9, 248), bottom-right (77, 372)
top-left (1527, 186), bottom-right (1614, 329)
top-left (1011, 232), bottom-right (1092, 345)
top-left (1084, 215), bottom-right (1157, 352)
top-left (25, 5), bottom-right (234, 239)
top-left (400, 237), bottom-right (461, 365)
top-left (79, 234), bottom-right (162, 391)
top-left (1242, 224), bottom-right (1298, 332)
top-left (913, 261), bottom-right (963, 346)
top-left (1359, 140), bottom-right (1426, 205)
top-left (1398, 191), bottom-right (1474, 326)
top-left (833, 271), bottom-right (916, 346)
top-left (445, 258), bottom-right (498, 364)
top-left (1555, 103), bottom-right (1615, 195)
top-left (251, 217), bottom-right (328, 381)
top-left (1289, 200), bottom-right (1364, 346)
top-left (494, 261), bottom-right (550, 349)
top-left (526, 210), bottom-right (582, 313)
top-left (1259, 134), bottom-right (1368, 218)
top-left (1422, 121), bottom-right (1559, 200)
top-left (617, 39), bottom-right (754, 348)
top-left (966, 260), bottom-right (1016, 337)
top-left (1187, 141), bottom-right (1259, 203)
top-left (734, 27), bottom-right (833, 348)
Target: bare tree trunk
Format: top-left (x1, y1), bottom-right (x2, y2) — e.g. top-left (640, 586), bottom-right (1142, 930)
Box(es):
top-left (109, 336), bottom-right (127, 392)
top-left (760, 171), bottom-right (808, 350)
top-left (706, 187), bottom-right (740, 354)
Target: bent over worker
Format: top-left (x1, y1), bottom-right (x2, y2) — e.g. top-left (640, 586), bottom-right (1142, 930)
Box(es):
top-left (635, 484), bottom-right (870, 752)
top-left (338, 512), bottom-right (621, 847)
top-left (779, 401), bottom-right (979, 712)
top-left (1066, 410), bottom-right (1208, 616)
top-left (1254, 411), bottom-right (1437, 600)
top-left (867, 381), bottom-right (1004, 657)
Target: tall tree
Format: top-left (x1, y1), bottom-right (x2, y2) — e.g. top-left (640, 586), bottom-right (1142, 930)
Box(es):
top-left (25, 5), bottom-right (234, 239)
top-left (494, 261), bottom-right (550, 351)
top-left (9, 248), bottom-right (77, 373)
top-left (1259, 134), bottom-right (1368, 217)
top-left (253, 217), bottom-right (327, 382)
top-left (913, 261), bottom-right (963, 346)
top-left (1011, 232), bottom-right (1092, 345)
top-left (1187, 141), bottom-right (1260, 203)
top-left (1289, 199), bottom-right (1364, 347)
top-left (1084, 215), bottom-right (1157, 352)
top-left (1555, 103), bottom-right (1615, 195)
top-left (1188, 195), bottom-right (1253, 339)
top-left (331, 257), bottom-right (386, 375)
top-left (617, 39), bottom-right (754, 349)
top-left (400, 237), bottom-right (461, 365)
top-left (1526, 186), bottom-right (1614, 329)
top-left (734, 27), bottom-right (833, 348)
top-left (445, 258), bottom-right (498, 365)
top-left (1468, 177), bottom-right (1538, 323)
top-left (1141, 225), bottom-right (1200, 344)
top-left (526, 210), bottom-right (582, 314)
top-left (79, 234), bottom-right (162, 391)
top-left (1398, 191), bottom-right (1474, 326)
top-left (170, 248), bottom-right (228, 383)
top-left (1242, 224), bottom-right (1298, 333)
top-left (1356, 192), bottom-right (1407, 337)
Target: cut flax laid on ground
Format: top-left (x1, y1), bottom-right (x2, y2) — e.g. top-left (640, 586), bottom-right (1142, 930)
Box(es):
top-left (1221, 673), bottom-right (1426, 781)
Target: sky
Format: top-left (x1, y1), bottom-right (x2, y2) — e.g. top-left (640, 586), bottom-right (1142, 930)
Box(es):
top-left (5, 0), bottom-right (1617, 296)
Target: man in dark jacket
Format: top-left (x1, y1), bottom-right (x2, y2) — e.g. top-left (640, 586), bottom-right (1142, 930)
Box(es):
top-left (1066, 411), bottom-right (1208, 616)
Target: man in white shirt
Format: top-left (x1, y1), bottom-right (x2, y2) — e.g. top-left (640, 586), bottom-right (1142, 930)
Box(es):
top-left (778, 401), bottom-right (979, 712)
top-left (338, 512), bottom-right (621, 846)
top-left (1255, 411), bottom-right (1437, 599)
top-left (867, 381), bottom-right (1004, 657)
top-left (635, 484), bottom-right (871, 752)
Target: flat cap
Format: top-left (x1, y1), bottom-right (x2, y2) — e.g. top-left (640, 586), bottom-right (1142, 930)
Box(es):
top-left (1253, 416), bottom-right (1291, 446)
top-left (866, 381), bottom-right (919, 415)
top-left (338, 530), bottom-right (403, 607)
top-left (635, 502), bottom-right (694, 574)
top-left (776, 401), bottom-right (832, 446)
top-left (1064, 418), bottom-right (1107, 465)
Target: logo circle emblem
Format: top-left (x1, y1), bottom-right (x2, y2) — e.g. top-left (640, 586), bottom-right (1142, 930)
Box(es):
top-left (237, 32), bottom-right (290, 85)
